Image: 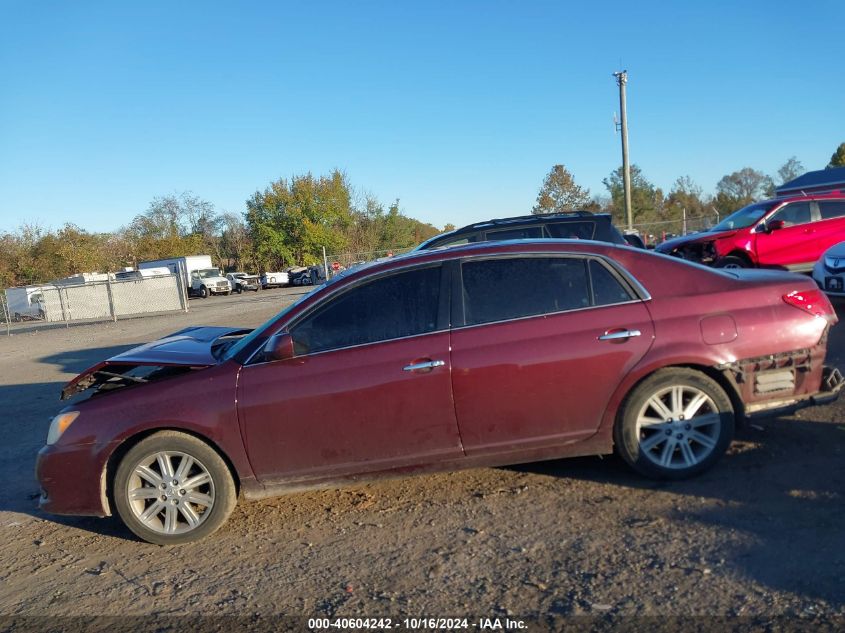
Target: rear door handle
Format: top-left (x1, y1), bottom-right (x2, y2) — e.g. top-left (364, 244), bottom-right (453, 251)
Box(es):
top-left (598, 329), bottom-right (641, 341)
top-left (403, 359), bottom-right (446, 372)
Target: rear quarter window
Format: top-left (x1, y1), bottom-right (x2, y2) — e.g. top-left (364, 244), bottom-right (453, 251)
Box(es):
top-left (819, 201), bottom-right (845, 220)
top-left (545, 221), bottom-right (596, 240)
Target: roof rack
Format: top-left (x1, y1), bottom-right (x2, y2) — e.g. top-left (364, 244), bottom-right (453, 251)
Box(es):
top-left (460, 210), bottom-right (601, 231)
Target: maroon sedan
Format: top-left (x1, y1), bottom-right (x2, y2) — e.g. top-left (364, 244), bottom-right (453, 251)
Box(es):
top-left (36, 241), bottom-right (843, 544)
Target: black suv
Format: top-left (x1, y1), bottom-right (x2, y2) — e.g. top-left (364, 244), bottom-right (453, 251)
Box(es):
top-left (415, 212), bottom-right (628, 251)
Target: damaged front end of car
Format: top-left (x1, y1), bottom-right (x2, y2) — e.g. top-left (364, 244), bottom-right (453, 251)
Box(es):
top-left (59, 325), bottom-right (252, 400)
top-left (665, 240), bottom-right (718, 265)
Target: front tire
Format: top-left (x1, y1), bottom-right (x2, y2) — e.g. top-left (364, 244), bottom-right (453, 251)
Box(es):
top-left (714, 255), bottom-right (748, 269)
top-left (112, 431), bottom-right (237, 545)
top-left (614, 368), bottom-right (735, 479)
top-left (199, 285), bottom-right (208, 298)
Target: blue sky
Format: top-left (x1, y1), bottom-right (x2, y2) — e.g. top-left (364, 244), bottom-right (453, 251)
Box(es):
top-left (1, 0), bottom-right (843, 233)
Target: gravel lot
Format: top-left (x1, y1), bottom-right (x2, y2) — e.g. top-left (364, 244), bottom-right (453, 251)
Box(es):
top-left (0, 288), bottom-right (843, 629)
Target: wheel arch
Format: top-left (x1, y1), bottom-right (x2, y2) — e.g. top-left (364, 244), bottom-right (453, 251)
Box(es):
top-left (724, 250), bottom-right (755, 266)
top-left (618, 363), bottom-right (744, 422)
top-left (603, 360), bottom-right (746, 448)
top-left (101, 427), bottom-right (242, 517)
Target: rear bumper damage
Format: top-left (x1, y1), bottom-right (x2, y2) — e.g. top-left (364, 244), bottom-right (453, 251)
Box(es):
top-left (728, 362), bottom-right (844, 420)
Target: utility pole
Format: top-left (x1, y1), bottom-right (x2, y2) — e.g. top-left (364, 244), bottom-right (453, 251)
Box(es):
top-left (613, 70), bottom-right (633, 231)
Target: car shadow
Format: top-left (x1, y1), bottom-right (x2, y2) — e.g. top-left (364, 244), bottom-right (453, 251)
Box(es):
top-left (0, 344), bottom-right (141, 534)
top-left (38, 343), bottom-right (139, 374)
top-left (507, 415), bottom-right (845, 605)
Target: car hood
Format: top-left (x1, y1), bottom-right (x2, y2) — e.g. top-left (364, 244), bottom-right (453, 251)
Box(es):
top-left (822, 241), bottom-right (845, 259)
top-left (656, 229), bottom-right (738, 252)
top-left (61, 326), bottom-right (251, 399)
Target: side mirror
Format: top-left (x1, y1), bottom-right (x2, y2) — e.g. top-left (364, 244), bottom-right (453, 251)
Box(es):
top-left (262, 332), bottom-right (294, 362)
top-left (767, 219), bottom-right (785, 232)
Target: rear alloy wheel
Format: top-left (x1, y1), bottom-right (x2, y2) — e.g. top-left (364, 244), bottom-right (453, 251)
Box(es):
top-left (113, 432), bottom-right (237, 545)
top-left (615, 369), bottom-right (735, 479)
top-left (714, 256), bottom-right (748, 269)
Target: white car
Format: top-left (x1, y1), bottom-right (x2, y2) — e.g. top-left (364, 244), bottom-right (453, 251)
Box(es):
top-left (226, 272), bottom-right (260, 293)
top-left (261, 271), bottom-right (289, 289)
top-left (813, 241), bottom-right (845, 297)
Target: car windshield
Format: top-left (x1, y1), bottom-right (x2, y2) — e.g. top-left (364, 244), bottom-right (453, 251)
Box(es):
top-left (221, 292), bottom-right (312, 361)
top-left (198, 268), bottom-right (221, 279)
top-left (711, 202), bottom-right (777, 231)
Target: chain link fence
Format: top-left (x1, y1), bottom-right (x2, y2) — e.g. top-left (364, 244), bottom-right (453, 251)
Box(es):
top-left (324, 246), bottom-right (415, 279)
top-left (1, 273), bottom-right (188, 336)
top-left (627, 215), bottom-right (718, 246)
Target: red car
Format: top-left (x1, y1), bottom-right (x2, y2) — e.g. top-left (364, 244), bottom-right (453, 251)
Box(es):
top-left (36, 241), bottom-right (843, 544)
top-left (656, 191), bottom-right (845, 271)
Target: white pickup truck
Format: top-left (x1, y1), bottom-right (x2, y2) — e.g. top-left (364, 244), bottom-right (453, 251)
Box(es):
top-left (190, 268), bottom-right (231, 298)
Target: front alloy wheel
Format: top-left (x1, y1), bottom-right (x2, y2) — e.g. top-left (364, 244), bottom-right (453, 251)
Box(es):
top-left (714, 256), bottom-right (748, 269)
top-left (615, 369), bottom-right (734, 479)
top-left (113, 432), bottom-right (236, 545)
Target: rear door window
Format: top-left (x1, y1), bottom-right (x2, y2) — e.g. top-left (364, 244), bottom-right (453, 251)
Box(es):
top-left (460, 256), bottom-right (637, 326)
top-left (819, 201), bottom-right (845, 220)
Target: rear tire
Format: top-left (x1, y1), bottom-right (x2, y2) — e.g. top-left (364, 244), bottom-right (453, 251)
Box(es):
top-left (614, 368), bottom-right (735, 479)
top-left (112, 431), bottom-right (237, 545)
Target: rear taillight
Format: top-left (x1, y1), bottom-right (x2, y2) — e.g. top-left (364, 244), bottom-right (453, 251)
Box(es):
top-left (782, 289), bottom-right (835, 319)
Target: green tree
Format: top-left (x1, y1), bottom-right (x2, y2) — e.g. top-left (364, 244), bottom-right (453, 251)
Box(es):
top-left (602, 164), bottom-right (664, 227)
top-left (713, 167), bottom-right (773, 216)
top-left (663, 176), bottom-right (713, 232)
top-left (124, 193), bottom-right (209, 263)
top-left (532, 165), bottom-right (592, 214)
top-left (828, 142), bottom-right (845, 169)
top-left (245, 170), bottom-right (353, 268)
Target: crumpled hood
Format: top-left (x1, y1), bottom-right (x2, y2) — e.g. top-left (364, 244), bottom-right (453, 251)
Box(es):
top-left (61, 326), bottom-right (251, 399)
top-left (656, 229), bottom-right (738, 252)
top-left (107, 326), bottom-right (250, 365)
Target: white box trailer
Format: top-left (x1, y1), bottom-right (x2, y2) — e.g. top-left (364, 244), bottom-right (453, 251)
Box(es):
top-left (139, 255), bottom-right (213, 287)
top-left (5, 286), bottom-right (48, 321)
top-left (113, 267), bottom-right (171, 281)
top-left (139, 255), bottom-right (230, 298)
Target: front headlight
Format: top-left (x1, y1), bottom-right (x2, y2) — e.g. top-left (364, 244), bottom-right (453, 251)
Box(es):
top-left (47, 411), bottom-right (80, 445)
top-left (824, 256), bottom-right (842, 271)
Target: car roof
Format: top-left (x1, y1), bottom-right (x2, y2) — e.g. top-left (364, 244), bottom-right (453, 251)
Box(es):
top-left (455, 210), bottom-right (606, 231)
top-left (417, 211), bottom-right (612, 249)
top-left (331, 238), bottom-right (628, 287)
top-left (760, 190), bottom-right (845, 205)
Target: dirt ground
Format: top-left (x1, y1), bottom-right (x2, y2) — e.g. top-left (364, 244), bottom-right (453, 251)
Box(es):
top-left (0, 288), bottom-right (843, 630)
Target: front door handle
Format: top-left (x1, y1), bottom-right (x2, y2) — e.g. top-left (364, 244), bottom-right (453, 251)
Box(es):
top-left (403, 359), bottom-right (446, 372)
top-left (598, 329), bottom-right (642, 341)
